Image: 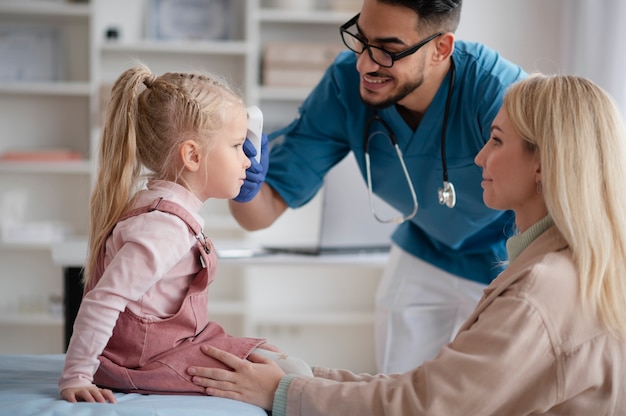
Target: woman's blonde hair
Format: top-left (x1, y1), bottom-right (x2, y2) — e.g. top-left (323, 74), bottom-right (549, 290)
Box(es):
top-left (504, 74), bottom-right (626, 338)
top-left (85, 65), bottom-right (243, 285)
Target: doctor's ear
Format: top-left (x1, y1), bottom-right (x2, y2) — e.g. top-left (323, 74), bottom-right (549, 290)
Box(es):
top-left (179, 140), bottom-right (201, 172)
top-left (431, 32), bottom-right (454, 64)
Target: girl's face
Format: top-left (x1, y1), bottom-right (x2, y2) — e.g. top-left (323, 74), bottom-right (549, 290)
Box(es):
top-left (200, 106), bottom-right (250, 200)
top-left (474, 107), bottom-right (544, 232)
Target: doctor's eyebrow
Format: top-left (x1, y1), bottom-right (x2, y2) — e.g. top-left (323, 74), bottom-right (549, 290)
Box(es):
top-left (355, 22), bottom-right (408, 47)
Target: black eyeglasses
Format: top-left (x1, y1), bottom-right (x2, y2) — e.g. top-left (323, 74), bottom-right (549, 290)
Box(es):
top-left (340, 13), bottom-right (443, 68)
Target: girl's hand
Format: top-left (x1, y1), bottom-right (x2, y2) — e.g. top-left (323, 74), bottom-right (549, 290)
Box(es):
top-left (61, 386), bottom-right (117, 403)
top-left (188, 345), bottom-right (285, 410)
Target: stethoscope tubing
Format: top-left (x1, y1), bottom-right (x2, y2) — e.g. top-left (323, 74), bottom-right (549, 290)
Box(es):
top-left (364, 131), bottom-right (418, 224)
top-left (363, 59), bottom-right (457, 223)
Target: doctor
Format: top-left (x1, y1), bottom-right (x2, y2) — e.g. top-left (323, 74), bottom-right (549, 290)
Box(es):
top-left (231, 0), bottom-right (526, 373)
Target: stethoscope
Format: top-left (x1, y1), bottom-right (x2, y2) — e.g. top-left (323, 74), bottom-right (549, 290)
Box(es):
top-left (364, 60), bottom-right (456, 224)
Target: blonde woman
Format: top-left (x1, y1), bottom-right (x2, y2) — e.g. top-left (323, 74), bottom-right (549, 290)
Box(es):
top-left (190, 74), bottom-right (626, 415)
top-left (59, 66), bottom-right (311, 404)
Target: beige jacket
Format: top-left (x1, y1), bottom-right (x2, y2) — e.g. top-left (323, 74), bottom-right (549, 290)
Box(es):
top-left (281, 226), bottom-right (626, 415)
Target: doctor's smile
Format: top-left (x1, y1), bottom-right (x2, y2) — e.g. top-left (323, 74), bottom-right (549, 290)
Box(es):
top-left (362, 73), bottom-right (392, 86)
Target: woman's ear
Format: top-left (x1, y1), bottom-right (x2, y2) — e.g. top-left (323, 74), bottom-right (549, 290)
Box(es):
top-left (534, 156), bottom-right (542, 185)
top-left (179, 140), bottom-right (201, 172)
top-left (431, 32), bottom-right (455, 65)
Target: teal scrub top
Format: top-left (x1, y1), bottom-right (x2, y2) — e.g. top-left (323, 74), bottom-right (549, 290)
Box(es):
top-left (266, 41), bottom-right (527, 284)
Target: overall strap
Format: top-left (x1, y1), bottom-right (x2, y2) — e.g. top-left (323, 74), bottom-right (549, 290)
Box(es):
top-left (120, 197), bottom-right (210, 255)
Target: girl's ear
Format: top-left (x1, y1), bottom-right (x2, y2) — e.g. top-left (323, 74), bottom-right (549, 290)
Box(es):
top-left (179, 140), bottom-right (201, 172)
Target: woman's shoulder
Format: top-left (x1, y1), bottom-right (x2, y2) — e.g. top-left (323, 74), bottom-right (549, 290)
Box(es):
top-left (507, 241), bottom-right (608, 350)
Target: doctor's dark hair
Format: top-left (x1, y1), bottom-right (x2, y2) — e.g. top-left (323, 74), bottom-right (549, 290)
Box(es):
top-left (85, 65), bottom-right (244, 285)
top-left (380, 0), bottom-right (462, 33)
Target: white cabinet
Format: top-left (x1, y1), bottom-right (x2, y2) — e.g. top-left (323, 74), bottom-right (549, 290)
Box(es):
top-left (0, 0), bottom-right (379, 374)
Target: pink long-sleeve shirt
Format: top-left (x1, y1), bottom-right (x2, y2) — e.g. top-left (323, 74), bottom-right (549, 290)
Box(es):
top-left (59, 180), bottom-right (205, 391)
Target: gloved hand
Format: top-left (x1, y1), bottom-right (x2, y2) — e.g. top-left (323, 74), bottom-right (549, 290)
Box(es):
top-left (233, 133), bottom-right (269, 203)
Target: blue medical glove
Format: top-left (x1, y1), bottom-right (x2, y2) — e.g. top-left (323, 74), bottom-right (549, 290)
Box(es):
top-left (233, 133), bottom-right (269, 203)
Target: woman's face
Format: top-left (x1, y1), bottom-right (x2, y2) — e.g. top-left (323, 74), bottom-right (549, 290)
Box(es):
top-left (474, 106), bottom-right (544, 231)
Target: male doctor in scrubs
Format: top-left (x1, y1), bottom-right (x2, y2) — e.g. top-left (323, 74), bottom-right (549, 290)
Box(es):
top-left (229, 0), bottom-right (526, 373)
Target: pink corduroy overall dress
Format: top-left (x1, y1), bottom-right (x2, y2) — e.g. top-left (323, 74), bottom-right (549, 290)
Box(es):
top-left (87, 198), bottom-right (264, 394)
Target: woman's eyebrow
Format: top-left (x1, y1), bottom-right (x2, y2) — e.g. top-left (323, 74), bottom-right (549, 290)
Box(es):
top-left (491, 125), bottom-right (503, 134)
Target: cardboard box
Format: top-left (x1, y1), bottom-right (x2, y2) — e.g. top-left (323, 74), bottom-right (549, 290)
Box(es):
top-left (262, 42), bottom-right (344, 87)
top-left (263, 68), bottom-right (329, 87)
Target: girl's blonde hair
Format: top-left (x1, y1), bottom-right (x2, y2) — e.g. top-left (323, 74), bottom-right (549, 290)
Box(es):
top-left (504, 74), bottom-right (626, 338)
top-left (85, 65), bottom-right (243, 285)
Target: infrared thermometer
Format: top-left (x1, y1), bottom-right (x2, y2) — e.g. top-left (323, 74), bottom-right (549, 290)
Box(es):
top-left (246, 105), bottom-right (263, 162)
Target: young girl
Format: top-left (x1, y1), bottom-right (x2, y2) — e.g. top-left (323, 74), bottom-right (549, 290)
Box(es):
top-left (59, 66), bottom-right (311, 403)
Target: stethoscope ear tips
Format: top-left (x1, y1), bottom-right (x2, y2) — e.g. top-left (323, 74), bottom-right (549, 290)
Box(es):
top-left (438, 181), bottom-right (456, 208)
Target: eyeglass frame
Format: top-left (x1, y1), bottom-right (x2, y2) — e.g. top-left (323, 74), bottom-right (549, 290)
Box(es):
top-left (340, 13), bottom-right (444, 68)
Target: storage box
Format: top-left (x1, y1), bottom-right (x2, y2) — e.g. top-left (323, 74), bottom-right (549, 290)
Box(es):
top-left (262, 42), bottom-right (344, 87)
top-left (147, 0), bottom-right (235, 41)
top-left (0, 24), bottom-right (62, 82)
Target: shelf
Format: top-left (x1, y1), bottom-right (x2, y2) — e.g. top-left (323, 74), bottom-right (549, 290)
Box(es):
top-left (52, 238), bottom-right (389, 268)
top-left (0, 313), bottom-right (63, 326)
top-left (250, 311), bottom-right (374, 326)
top-left (260, 85), bottom-right (312, 101)
top-left (258, 9), bottom-right (354, 24)
top-left (100, 40), bottom-right (249, 56)
top-left (220, 251), bottom-right (388, 267)
top-left (0, 82), bottom-right (92, 97)
top-left (0, 1), bottom-right (90, 19)
top-left (0, 241), bottom-right (57, 251)
top-left (0, 160), bottom-right (92, 174)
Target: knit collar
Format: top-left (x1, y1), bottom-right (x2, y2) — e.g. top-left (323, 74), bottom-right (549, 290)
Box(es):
top-left (506, 215), bottom-right (554, 262)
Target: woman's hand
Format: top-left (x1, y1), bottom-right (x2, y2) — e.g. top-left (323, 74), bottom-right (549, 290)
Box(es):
top-left (61, 386), bottom-right (117, 403)
top-left (188, 345), bottom-right (285, 410)
top-left (256, 342), bottom-right (281, 352)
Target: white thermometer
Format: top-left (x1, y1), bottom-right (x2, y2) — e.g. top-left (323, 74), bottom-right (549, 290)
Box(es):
top-left (246, 106), bottom-right (263, 162)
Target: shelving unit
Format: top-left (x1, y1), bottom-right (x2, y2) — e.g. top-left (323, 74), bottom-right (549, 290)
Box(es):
top-left (1, 0), bottom-right (377, 374)
top-left (0, 0), bottom-right (93, 354)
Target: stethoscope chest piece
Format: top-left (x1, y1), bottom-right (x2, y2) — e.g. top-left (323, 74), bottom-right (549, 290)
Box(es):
top-left (438, 181), bottom-right (456, 208)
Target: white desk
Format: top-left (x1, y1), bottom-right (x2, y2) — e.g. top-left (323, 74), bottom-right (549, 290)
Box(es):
top-left (52, 238), bottom-right (389, 351)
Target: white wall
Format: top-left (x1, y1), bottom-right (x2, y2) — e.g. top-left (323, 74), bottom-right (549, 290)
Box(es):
top-left (456, 0), bottom-right (567, 74)
top-left (457, 0), bottom-right (626, 114)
